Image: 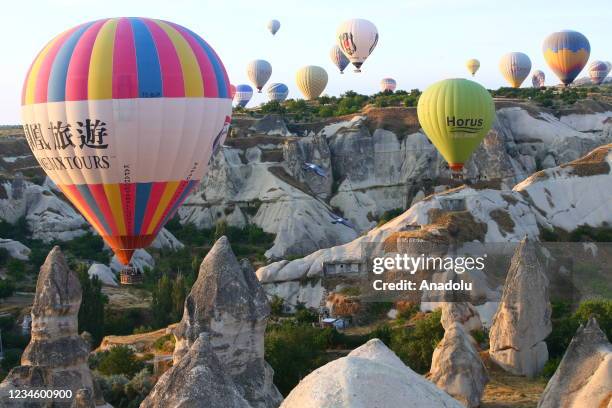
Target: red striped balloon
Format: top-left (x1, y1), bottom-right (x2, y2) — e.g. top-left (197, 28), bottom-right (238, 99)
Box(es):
top-left (21, 18), bottom-right (232, 265)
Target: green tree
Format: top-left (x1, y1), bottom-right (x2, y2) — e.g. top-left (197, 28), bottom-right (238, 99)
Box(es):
top-left (171, 274), bottom-right (187, 321)
top-left (97, 346), bottom-right (144, 377)
top-left (151, 274), bottom-right (173, 327)
top-left (77, 264), bottom-right (107, 346)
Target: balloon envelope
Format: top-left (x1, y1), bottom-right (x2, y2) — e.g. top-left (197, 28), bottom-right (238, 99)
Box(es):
top-left (21, 18), bottom-right (232, 265)
top-left (588, 61), bottom-right (610, 85)
top-left (230, 84), bottom-right (237, 99)
top-left (246, 59), bottom-right (272, 92)
top-left (330, 45), bottom-right (350, 74)
top-left (267, 19), bottom-right (280, 35)
top-left (466, 59), bottom-right (480, 76)
top-left (417, 78), bottom-right (495, 172)
top-left (234, 84), bottom-right (253, 107)
top-left (543, 30), bottom-right (590, 85)
top-left (532, 70), bottom-right (546, 88)
top-left (380, 78), bottom-right (396, 92)
top-left (296, 66), bottom-right (328, 100)
top-left (267, 83), bottom-right (289, 102)
top-left (336, 19), bottom-right (378, 72)
top-left (499, 52), bottom-right (532, 88)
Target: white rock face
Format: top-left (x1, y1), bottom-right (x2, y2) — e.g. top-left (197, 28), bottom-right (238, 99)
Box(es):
top-left (538, 318), bottom-right (612, 408)
top-left (440, 302), bottom-right (483, 333)
top-left (429, 323), bottom-right (489, 408)
top-left (281, 338), bottom-right (463, 408)
top-left (0, 180), bottom-right (88, 242)
top-left (257, 144), bottom-right (612, 310)
top-left (489, 238), bottom-right (552, 378)
top-left (87, 263), bottom-right (118, 287)
top-left (0, 238), bottom-right (30, 260)
top-left (150, 228), bottom-right (184, 251)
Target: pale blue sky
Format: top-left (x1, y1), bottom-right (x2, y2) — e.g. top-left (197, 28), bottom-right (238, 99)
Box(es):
top-left (1, 0), bottom-right (610, 123)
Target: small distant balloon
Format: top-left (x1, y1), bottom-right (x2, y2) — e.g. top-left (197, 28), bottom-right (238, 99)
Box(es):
top-left (330, 45), bottom-right (350, 74)
top-left (246, 59), bottom-right (272, 93)
top-left (380, 78), bottom-right (396, 92)
top-left (499, 52), bottom-right (532, 88)
top-left (543, 30), bottom-right (590, 86)
top-left (296, 66), bottom-right (328, 100)
top-left (267, 19), bottom-right (280, 35)
top-left (267, 83), bottom-right (289, 102)
top-left (336, 19), bottom-right (378, 73)
top-left (588, 61), bottom-right (610, 85)
top-left (466, 59), bottom-right (480, 76)
top-left (234, 84), bottom-right (253, 107)
top-left (532, 70), bottom-right (546, 88)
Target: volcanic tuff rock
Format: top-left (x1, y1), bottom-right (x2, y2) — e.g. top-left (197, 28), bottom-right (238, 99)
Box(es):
top-left (176, 102), bottom-right (612, 259)
top-left (440, 302), bottom-right (483, 333)
top-left (0, 247), bottom-right (106, 407)
top-left (87, 263), bottom-right (118, 287)
top-left (173, 236), bottom-right (282, 408)
top-left (257, 143), bottom-right (612, 309)
top-left (489, 238), bottom-right (552, 377)
top-left (141, 334), bottom-right (251, 408)
top-left (0, 238), bottom-right (30, 260)
top-left (429, 323), bottom-right (489, 408)
top-left (538, 317), bottom-right (612, 408)
top-left (281, 338), bottom-right (463, 408)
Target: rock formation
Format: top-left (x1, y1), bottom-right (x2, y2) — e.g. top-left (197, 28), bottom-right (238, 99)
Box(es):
top-left (489, 237), bottom-right (552, 377)
top-left (281, 338), bottom-right (463, 407)
top-left (0, 246), bottom-right (106, 407)
top-left (429, 323), bottom-right (489, 408)
top-left (173, 236), bottom-right (282, 408)
top-left (440, 302), bottom-right (483, 333)
top-left (538, 317), bottom-right (612, 408)
top-left (142, 333), bottom-right (251, 408)
top-left (87, 263), bottom-right (118, 287)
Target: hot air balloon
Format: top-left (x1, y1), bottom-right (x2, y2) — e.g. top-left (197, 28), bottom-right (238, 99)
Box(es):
top-left (380, 78), bottom-right (396, 92)
top-left (267, 19), bottom-right (280, 35)
top-left (330, 45), bottom-right (350, 74)
top-left (499, 52), bottom-right (532, 88)
top-left (247, 59), bottom-right (272, 93)
top-left (234, 84), bottom-right (253, 107)
top-left (532, 70), bottom-right (546, 88)
top-left (267, 83), bottom-right (289, 102)
top-left (21, 18), bottom-right (232, 266)
top-left (466, 59), bottom-right (480, 76)
top-left (588, 61), bottom-right (610, 85)
top-left (417, 78), bottom-right (495, 176)
top-left (336, 19), bottom-right (378, 73)
top-left (543, 30), bottom-right (590, 86)
top-left (296, 66), bottom-right (328, 100)
top-left (230, 84), bottom-right (237, 99)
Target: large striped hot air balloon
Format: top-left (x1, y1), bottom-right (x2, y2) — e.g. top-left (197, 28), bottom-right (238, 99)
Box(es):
top-left (246, 59), bottom-right (272, 92)
top-left (499, 52), bottom-right (532, 88)
top-left (336, 19), bottom-right (378, 73)
top-left (267, 83), bottom-right (289, 102)
top-left (380, 78), bottom-right (396, 92)
top-left (330, 45), bottom-right (350, 74)
top-left (588, 61), bottom-right (610, 85)
top-left (417, 78), bottom-right (495, 175)
top-left (21, 18), bottom-right (232, 266)
top-left (234, 84), bottom-right (253, 107)
top-left (466, 59), bottom-right (480, 76)
top-left (296, 66), bottom-right (328, 100)
top-left (532, 70), bottom-right (546, 88)
top-left (543, 30), bottom-right (590, 86)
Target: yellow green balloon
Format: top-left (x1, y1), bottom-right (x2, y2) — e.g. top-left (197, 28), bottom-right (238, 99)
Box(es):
top-left (466, 59), bottom-right (480, 76)
top-left (417, 78), bottom-right (495, 172)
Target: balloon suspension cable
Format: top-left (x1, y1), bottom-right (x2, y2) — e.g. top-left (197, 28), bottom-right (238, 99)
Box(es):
top-left (354, 69), bottom-right (361, 73)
